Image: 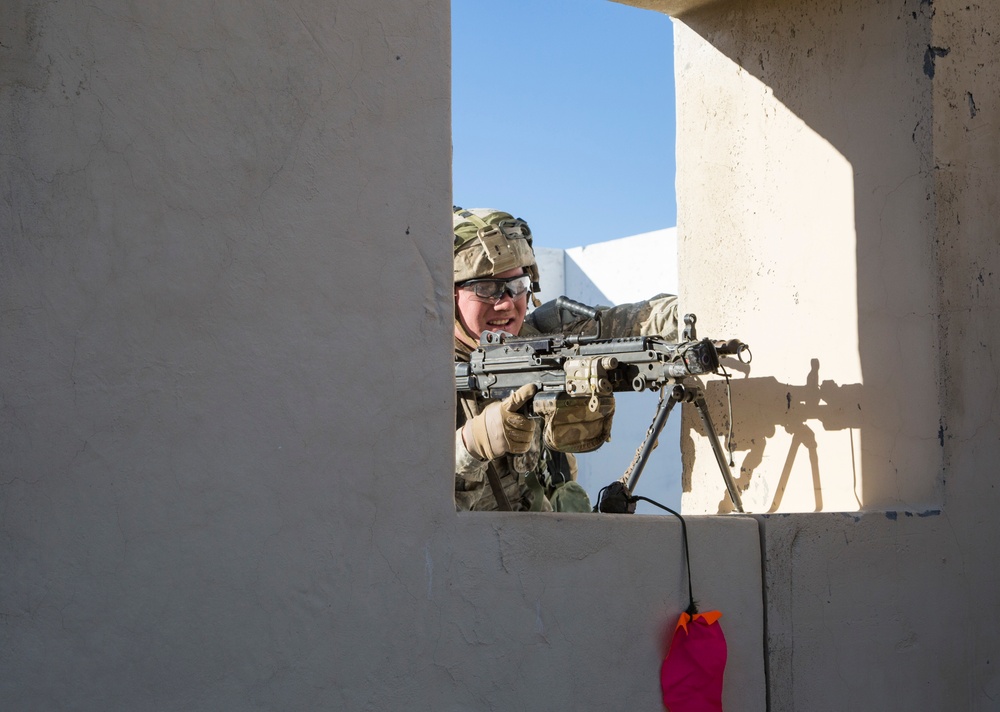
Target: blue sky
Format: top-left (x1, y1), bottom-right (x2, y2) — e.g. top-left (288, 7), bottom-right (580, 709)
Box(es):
top-left (451, 0), bottom-right (677, 251)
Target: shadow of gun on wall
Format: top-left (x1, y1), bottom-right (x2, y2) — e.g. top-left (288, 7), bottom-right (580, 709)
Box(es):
top-left (683, 358), bottom-right (863, 513)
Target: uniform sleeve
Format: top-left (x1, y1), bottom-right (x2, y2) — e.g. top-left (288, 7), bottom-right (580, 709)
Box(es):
top-left (455, 428), bottom-right (488, 511)
top-left (632, 293), bottom-right (679, 340)
top-left (525, 293), bottom-right (679, 341)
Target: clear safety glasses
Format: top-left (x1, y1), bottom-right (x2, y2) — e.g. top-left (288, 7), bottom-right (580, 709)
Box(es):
top-left (457, 274), bottom-right (532, 303)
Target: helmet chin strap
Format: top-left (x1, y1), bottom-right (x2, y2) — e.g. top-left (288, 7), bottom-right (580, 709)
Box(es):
top-left (454, 315), bottom-right (480, 355)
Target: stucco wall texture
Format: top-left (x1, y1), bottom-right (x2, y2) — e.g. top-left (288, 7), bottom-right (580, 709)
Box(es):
top-left (1, 1), bottom-right (766, 710)
top-left (5, 0), bottom-right (997, 708)
top-left (636, 0), bottom-right (998, 708)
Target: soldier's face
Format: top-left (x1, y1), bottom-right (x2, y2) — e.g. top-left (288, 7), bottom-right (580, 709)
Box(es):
top-left (455, 267), bottom-right (529, 340)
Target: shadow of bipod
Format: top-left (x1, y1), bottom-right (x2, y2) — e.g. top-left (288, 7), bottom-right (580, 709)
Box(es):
top-left (695, 359), bottom-right (863, 513)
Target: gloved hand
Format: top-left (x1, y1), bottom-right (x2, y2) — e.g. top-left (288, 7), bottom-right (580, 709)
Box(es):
top-left (462, 384), bottom-right (538, 462)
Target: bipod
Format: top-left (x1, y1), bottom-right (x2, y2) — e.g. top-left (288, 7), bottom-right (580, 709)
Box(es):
top-left (620, 383), bottom-right (744, 514)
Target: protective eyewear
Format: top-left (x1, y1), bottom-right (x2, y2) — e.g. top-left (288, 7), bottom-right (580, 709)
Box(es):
top-left (458, 274), bottom-right (532, 302)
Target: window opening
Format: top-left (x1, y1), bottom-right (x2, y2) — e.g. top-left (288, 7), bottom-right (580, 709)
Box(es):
top-left (452, 0), bottom-right (682, 514)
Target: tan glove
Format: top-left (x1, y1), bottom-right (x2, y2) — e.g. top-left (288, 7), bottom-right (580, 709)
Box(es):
top-left (463, 384), bottom-right (538, 462)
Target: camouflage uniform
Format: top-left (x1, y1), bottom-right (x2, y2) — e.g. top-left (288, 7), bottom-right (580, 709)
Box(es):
top-left (455, 294), bottom-right (679, 512)
top-left (452, 206), bottom-right (678, 512)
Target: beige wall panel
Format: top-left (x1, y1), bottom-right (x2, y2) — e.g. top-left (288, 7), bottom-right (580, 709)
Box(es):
top-left (624, 0), bottom-right (1000, 707)
top-left (670, 0), bottom-right (940, 514)
top-left (0, 1), bottom-right (767, 708)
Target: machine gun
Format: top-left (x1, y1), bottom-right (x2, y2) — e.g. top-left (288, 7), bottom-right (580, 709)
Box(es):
top-left (454, 297), bottom-right (751, 513)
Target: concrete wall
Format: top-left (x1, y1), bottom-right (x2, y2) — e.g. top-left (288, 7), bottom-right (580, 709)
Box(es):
top-left (672, 0), bottom-right (938, 515)
top-left (0, 1), bottom-right (765, 709)
top-left (621, 0), bottom-right (999, 707)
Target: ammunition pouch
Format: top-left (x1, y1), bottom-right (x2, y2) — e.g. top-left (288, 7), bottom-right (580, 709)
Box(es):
top-left (533, 391), bottom-right (615, 453)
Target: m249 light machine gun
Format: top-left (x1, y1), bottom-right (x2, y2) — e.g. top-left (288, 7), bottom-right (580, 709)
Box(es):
top-left (454, 296), bottom-right (751, 513)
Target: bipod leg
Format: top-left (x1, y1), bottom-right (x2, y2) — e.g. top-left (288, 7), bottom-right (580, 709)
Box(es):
top-left (623, 388), bottom-right (678, 495)
top-left (692, 393), bottom-right (745, 513)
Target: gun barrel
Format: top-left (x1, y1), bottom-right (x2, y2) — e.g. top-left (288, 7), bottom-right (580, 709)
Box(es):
top-left (456, 333), bottom-right (744, 399)
top-left (714, 339), bottom-right (751, 362)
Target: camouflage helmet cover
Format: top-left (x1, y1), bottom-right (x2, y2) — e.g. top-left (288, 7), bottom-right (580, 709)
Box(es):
top-left (453, 206), bottom-right (540, 292)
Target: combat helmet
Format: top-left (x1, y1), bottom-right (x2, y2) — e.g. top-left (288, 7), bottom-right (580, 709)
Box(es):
top-left (453, 206), bottom-right (541, 306)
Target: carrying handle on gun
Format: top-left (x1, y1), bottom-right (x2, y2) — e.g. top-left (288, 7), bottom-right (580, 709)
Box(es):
top-left (555, 296), bottom-right (602, 341)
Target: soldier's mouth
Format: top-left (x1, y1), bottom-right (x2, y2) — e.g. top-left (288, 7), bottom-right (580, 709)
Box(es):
top-left (487, 319), bottom-right (512, 328)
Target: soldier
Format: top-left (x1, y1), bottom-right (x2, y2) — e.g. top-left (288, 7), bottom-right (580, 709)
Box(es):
top-left (453, 206), bottom-right (679, 512)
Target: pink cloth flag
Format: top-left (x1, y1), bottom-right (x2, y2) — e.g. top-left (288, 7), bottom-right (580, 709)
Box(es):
top-left (660, 610), bottom-right (727, 711)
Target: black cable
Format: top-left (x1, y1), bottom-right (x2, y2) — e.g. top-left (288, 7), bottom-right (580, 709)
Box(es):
top-left (595, 484), bottom-right (698, 616)
top-left (633, 496), bottom-right (698, 616)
